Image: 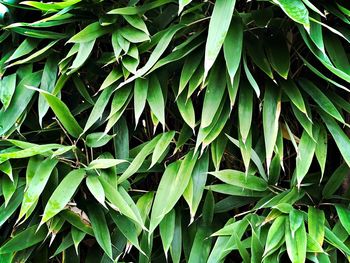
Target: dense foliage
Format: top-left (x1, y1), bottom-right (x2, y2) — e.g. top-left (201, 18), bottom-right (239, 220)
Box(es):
top-left (0, 0), bottom-right (350, 262)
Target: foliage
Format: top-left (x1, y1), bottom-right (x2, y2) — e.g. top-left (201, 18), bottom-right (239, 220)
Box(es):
top-left (0, 0), bottom-right (350, 262)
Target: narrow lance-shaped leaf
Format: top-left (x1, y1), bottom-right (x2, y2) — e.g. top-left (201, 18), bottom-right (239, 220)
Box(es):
top-left (223, 15), bottom-right (243, 84)
top-left (308, 207), bottom-right (325, 246)
top-left (238, 82), bottom-right (253, 143)
top-left (263, 81), bottom-right (281, 172)
top-left (263, 216), bottom-right (286, 257)
top-left (150, 131), bottom-right (175, 168)
top-left (68, 22), bottom-right (112, 43)
top-left (201, 62), bottom-right (226, 128)
top-left (118, 133), bottom-right (161, 183)
top-left (315, 124), bottom-right (327, 182)
top-left (86, 159), bottom-right (126, 170)
top-left (285, 217), bottom-right (307, 263)
top-left (86, 175), bottom-right (106, 208)
top-left (319, 111), bottom-right (350, 168)
top-left (209, 170), bottom-right (268, 191)
top-left (110, 211), bottom-right (145, 255)
top-left (183, 151), bottom-right (210, 221)
top-left (134, 77), bottom-right (148, 126)
top-left (0, 71), bottom-right (42, 136)
top-left (296, 128), bottom-right (318, 187)
top-left (40, 169), bottom-right (86, 225)
top-left (147, 75), bottom-right (165, 129)
top-left (274, 0), bottom-right (310, 29)
top-left (0, 224), bottom-right (47, 254)
top-left (0, 73), bottom-right (16, 110)
top-left (18, 157), bottom-right (58, 222)
top-left (299, 78), bottom-right (344, 123)
top-left (159, 209), bottom-right (175, 258)
top-left (150, 151), bottom-right (198, 234)
top-left (34, 89), bottom-right (83, 138)
top-left (38, 55), bottom-right (58, 126)
top-left (86, 204), bottom-right (113, 259)
top-left (204, 0), bottom-right (236, 79)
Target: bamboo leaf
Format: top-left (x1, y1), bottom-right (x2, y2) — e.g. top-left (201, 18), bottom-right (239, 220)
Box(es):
top-left (204, 0), bottom-right (236, 79)
top-left (41, 169), bottom-right (85, 224)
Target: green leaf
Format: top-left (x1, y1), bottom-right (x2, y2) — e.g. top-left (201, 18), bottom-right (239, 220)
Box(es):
top-left (246, 34), bottom-right (273, 79)
top-left (134, 77), bottom-right (148, 126)
top-left (108, 0), bottom-right (173, 15)
top-left (188, 226), bottom-right (212, 263)
top-left (238, 82), bottom-right (253, 143)
top-left (263, 81), bottom-right (281, 171)
top-left (86, 132), bottom-right (114, 148)
top-left (18, 157), bottom-right (58, 222)
top-left (201, 62), bottom-right (226, 128)
top-left (296, 128), bottom-right (318, 187)
top-left (335, 205), bottom-right (350, 235)
top-left (0, 224), bottom-right (47, 254)
top-left (322, 163), bottom-right (350, 199)
top-left (325, 227), bottom-right (350, 256)
top-left (123, 15), bottom-right (149, 35)
top-left (38, 55), bottom-right (59, 126)
top-left (110, 211), bottom-right (145, 254)
top-left (176, 93), bottom-right (196, 130)
top-left (6, 40), bottom-right (59, 68)
top-left (150, 131), bottom-right (175, 168)
top-left (170, 209), bottom-right (182, 263)
top-left (115, 24), bottom-right (184, 89)
top-left (150, 151), bottom-right (198, 234)
top-left (263, 216), bottom-right (285, 257)
top-left (204, 0), bottom-right (236, 79)
top-left (41, 169), bottom-right (85, 224)
top-left (118, 134), bottom-right (161, 183)
top-left (209, 170), bottom-right (268, 191)
top-left (71, 227), bottom-right (86, 255)
top-left (178, 0), bottom-right (192, 14)
top-left (308, 207), bottom-right (325, 246)
top-left (68, 22), bottom-right (112, 43)
top-left (86, 175), bottom-right (106, 207)
top-left (1, 171), bottom-right (17, 207)
top-left (299, 79), bottom-right (344, 123)
top-left (99, 178), bottom-right (144, 228)
top-left (68, 40), bottom-right (95, 73)
top-left (86, 204), bottom-right (113, 259)
top-left (159, 209), bottom-right (175, 257)
top-left (0, 186), bottom-right (24, 227)
top-left (37, 90), bottom-right (83, 138)
top-left (315, 124), bottom-right (327, 182)
top-left (0, 160), bottom-right (12, 181)
top-left (223, 15), bottom-right (243, 84)
top-left (280, 79), bottom-right (307, 114)
top-left (120, 26), bottom-right (150, 43)
top-left (319, 111), bottom-right (350, 168)
top-left (147, 74), bottom-right (165, 129)
top-left (0, 73), bottom-right (16, 110)
top-left (108, 84), bottom-right (132, 119)
top-left (183, 151), bottom-right (210, 221)
top-left (87, 159), bottom-right (126, 170)
top-left (274, 0), bottom-right (310, 29)
top-left (264, 31), bottom-right (290, 79)
top-left (178, 51), bottom-right (203, 97)
top-left (285, 217), bottom-right (307, 263)
top-left (83, 86), bottom-right (114, 133)
top-left (0, 71), bottom-right (41, 136)
top-left (243, 53), bottom-right (260, 97)
top-left (100, 68), bottom-right (123, 91)
top-left (6, 38), bottom-right (40, 63)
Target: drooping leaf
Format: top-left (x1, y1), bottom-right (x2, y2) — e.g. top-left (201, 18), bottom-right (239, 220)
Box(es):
top-left (204, 0), bottom-right (236, 79)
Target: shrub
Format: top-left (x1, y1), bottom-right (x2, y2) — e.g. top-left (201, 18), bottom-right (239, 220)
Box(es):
top-left (0, 0), bottom-right (350, 262)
